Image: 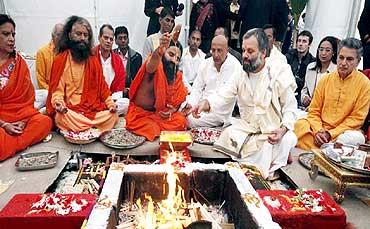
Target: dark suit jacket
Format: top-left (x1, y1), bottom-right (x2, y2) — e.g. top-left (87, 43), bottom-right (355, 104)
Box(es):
top-left (358, 0), bottom-right (370, 43)
top-left (144, 0), bottom-right (179, 36)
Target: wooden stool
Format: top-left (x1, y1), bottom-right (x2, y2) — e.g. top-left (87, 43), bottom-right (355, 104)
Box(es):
top-left (309, 149), bottom-right (370, 203)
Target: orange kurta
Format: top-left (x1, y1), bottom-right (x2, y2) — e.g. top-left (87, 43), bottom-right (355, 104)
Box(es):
top-left (46, 51), bottom-right (118, 132)
top-left (0, 53), bottom-right (52, 160)
top-left (125, 57), bottom-right (188, 141)
top-left (36, 41), bottom-right (55, 89)
top-left (295, 70), bottom-right (370, 150)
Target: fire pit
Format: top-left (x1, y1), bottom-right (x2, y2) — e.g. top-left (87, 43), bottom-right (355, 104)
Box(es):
top-left (84, 152), bottom-right (279, 229)
top-left (96, 162), bottom-right (278, 229)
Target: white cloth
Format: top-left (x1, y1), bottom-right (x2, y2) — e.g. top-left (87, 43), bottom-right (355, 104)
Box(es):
top-left (186, 54), bottom-right (242, 128)
top-left (100, 53), bottom-right (115, 87)
top-left (301, 61), bottom-right (336, 101)
top-left (115, 97), bottom-right (129, 116)
top-left (208, 61), bottom-right (298, 178)
top-left (179, 47), bottom-right (206, 92)
top-left (142, 32), bottom-right (161, 61)
top-left (34, 89), bottom-right (48, 110)
top-left (336, 130), bottom-right (366, 146)
top-left (267, 45), bottom-right (287, 64)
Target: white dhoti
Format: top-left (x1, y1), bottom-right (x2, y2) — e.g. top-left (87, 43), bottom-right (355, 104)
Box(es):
top-left (235, 131), bottom-right (297, 178)
top-left (336, 130), bottom-right (366, 146)
top-left (187, 112), bottom-right (225, 128)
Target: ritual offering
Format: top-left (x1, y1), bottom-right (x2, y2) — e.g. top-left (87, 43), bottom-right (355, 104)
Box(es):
top-left (0, 193), bottom-right (96, 229)
top-left (191, 127), bottom-right (222, 145)
top-left (159, 131), bottom-right (193, 164)
top-left (321, 142), bottom-right (370, 174)
top-left (258, 189), bottom-right (346, 229)
top-left (74, 158), bottom-right (107, 195)
top-left (100, 128), bottom-right (145, 149)
top-left (15, 151), bottom-right (58, 171)
top-left (61, 128), bottom-right (101, 144)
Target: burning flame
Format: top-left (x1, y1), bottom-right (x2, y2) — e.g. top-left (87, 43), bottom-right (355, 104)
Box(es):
top-left (136, 143), bottom-right (189, 228)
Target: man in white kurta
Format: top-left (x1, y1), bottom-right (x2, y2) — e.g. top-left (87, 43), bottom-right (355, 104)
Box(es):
top-left (191, 29), bottom-right (298, 179)
top-left (179, 30), bottom-right (206, 92)
top-left (184, 35), bottom-right (242, 128)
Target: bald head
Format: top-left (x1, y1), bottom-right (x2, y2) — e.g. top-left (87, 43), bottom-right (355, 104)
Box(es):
top-left (52, 23), bottom-right (64, 45)
top-left (212, 35), bottom-right (228, 47)
top-left (211, 35), bottom-right (228, 70)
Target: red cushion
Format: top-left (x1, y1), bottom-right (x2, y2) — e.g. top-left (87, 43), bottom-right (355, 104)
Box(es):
top-left (258, 190), bottom-right (346, 229)
top-left (0, 193), bottom-right (96, 229)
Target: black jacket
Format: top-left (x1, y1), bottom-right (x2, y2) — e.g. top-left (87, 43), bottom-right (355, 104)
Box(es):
top-left (238, 0), bottom-right (288, 42)
top-left (285, 49), bottom-right (315, 104)
top-left (358, 0), bottom-right (370, 43)
top-left (144, 0), bottom-right (179, 37)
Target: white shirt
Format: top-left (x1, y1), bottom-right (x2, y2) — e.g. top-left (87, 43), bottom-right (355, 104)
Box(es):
top-left (187, 53), bottom-right (242, 106)
top-left (142, 32), bottom-right (161, 61)
top-left (100, 52), bottom-right (115, 87)
top-left (179, 47), bottom-right (206, 92)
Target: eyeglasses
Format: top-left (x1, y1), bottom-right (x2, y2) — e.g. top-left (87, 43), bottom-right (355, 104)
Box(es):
top-left (318, 47), bottom-right (332, 52)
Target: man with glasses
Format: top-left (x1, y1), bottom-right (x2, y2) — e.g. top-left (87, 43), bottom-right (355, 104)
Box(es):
top-left (295, 38), bottom-right (370, 150)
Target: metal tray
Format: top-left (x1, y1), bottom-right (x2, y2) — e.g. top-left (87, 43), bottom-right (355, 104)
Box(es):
top-left (64, 136), bottom-right (98, 145)
top-left (99, 128), bottom-right (146, 149)
top-left (321, 150), bottom-right (370, 175)
top-left (15, 151), bottom-right (59, 171)
top-left (191, 127), bottom-right (222, 145)
top-left (60, 129), bottom-right (101, 145)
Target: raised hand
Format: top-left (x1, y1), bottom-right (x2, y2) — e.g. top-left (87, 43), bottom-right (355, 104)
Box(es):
top-left (171, 24), bottom-right (182, 44)
top-left (158, 32), bottom-right (172, 56)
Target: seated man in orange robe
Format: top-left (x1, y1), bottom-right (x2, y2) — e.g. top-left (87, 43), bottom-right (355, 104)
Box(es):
top-left (46, 16), bottom-right (118, 133)
top-left (125, 28), bottom-right (188, 141)
top-left (295, 38), bottom-right (370, 150)
top-left (0, 14), bottom-right (52, 160)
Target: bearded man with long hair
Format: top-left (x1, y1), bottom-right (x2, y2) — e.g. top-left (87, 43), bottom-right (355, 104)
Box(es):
top-left (46, 15), bottom-right (118, 133)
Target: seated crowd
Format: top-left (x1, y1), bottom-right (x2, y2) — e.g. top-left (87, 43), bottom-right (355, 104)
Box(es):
top-left (0, 10), bottom-right (369, 180)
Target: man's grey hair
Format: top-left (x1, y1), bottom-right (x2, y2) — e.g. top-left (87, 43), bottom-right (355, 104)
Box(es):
top-left (243, 28), bottom-right (270, 56)
top-left (338, 38), bottom-right (363, 59)
top-left (52, 23), bottom-right (63, 38)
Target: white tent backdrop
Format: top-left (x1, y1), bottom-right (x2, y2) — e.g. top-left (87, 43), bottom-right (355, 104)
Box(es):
top-left (1, 0), bottom-right (189, 56)
top-left (304, 0), bottom-right (364, 56)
